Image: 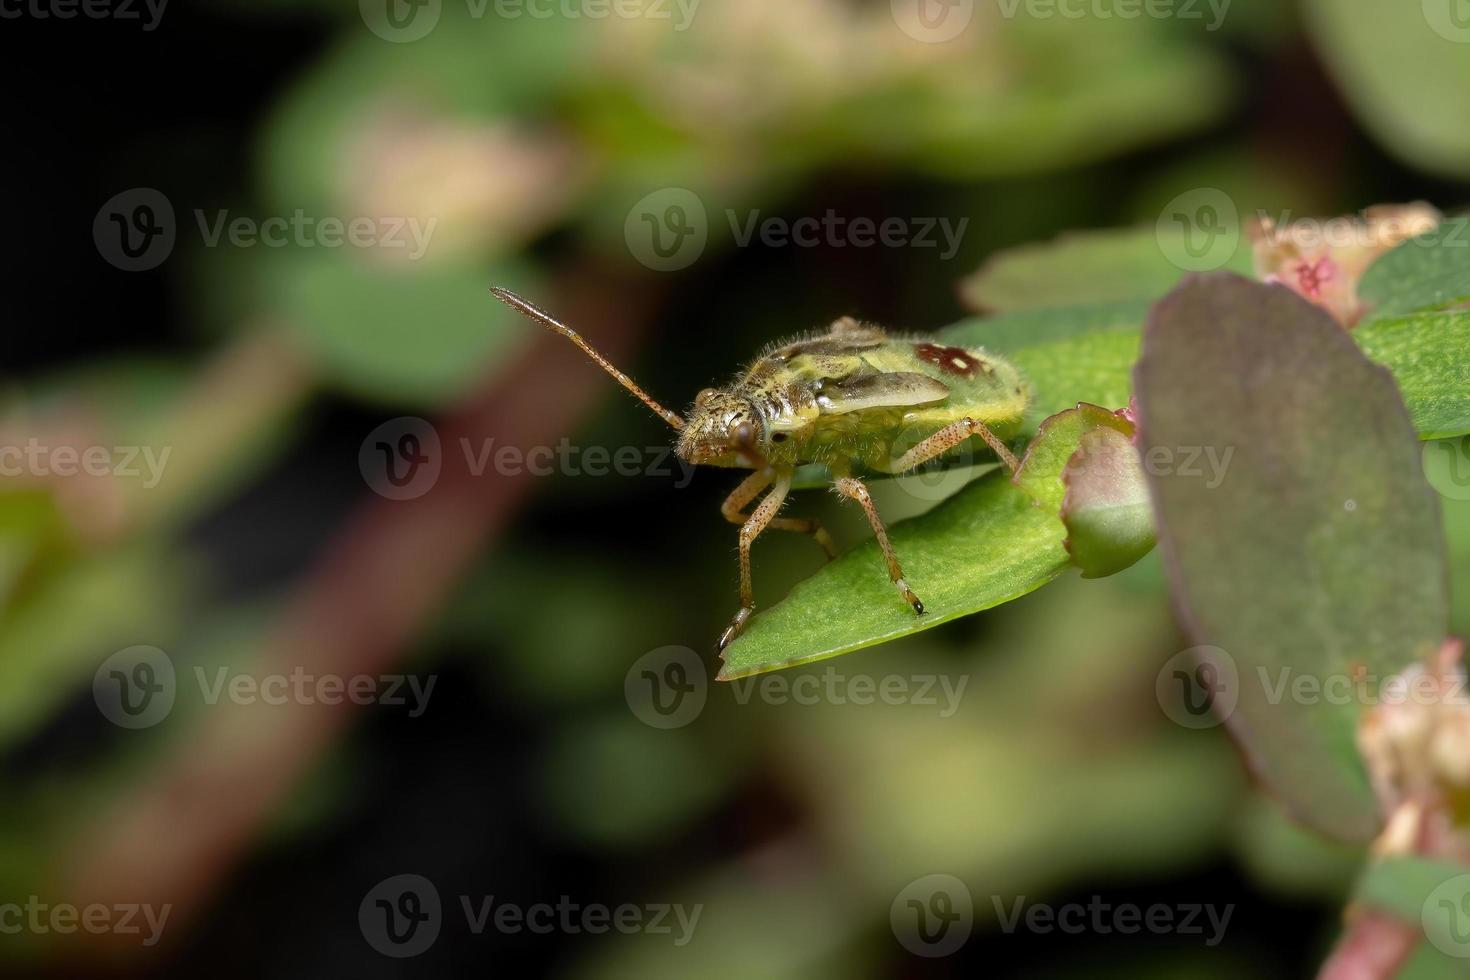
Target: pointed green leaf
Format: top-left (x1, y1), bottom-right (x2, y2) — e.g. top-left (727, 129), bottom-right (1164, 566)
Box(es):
top-left (718, 404), bottom-right (1143, 679)
top-left (715, 471), bottom-right (1070, 680)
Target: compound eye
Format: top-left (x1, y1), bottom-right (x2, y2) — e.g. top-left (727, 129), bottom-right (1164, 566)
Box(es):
top-left (732, 422), bottom-right (755, 446)
top-left (695, 388), bottom-right (718, 408)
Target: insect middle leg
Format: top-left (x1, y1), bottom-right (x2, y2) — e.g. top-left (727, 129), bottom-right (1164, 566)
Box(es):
top-left (721, 470), bottom-right (837, 559)
top-left (717, 468), bottom-right (799, 653)
top-left (832, 474), bottom-right (925, 616)
top-left (888, 416), bottom-right (1020, 475)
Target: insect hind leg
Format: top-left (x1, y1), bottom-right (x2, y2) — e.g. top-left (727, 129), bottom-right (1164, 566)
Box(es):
top-left (888, 417), bottom-right (1019, 475)
top-left (832, 474), bottom-right (924, 616)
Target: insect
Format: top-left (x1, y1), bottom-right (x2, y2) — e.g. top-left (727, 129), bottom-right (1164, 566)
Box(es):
top-left (490, 287), bottom-right (1029, 653)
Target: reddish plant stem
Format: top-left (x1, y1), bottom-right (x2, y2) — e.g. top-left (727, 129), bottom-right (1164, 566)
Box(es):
top-left (1318, 910), bottom-right (1420, 980)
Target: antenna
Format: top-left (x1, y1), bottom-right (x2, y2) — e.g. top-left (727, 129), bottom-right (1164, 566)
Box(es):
top-left (491, 287), bottom-right (685, 431)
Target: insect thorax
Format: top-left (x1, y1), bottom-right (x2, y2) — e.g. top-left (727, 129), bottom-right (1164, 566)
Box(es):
top-left (739, 336), bottom-right (1029, 470)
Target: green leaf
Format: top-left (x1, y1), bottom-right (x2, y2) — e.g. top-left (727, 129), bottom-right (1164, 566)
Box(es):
top-left (1357, 311), bottom-right (1470, 440)
top-left (1303, 0), bottom-right (1470, 179)
top-left (1135, 273), bottom-right (1449, 842)
top-left (1062, 426), bottom-right (1157, 579)
top-left (718, 404), bottom-right (1144, 679)
top-left (1356, 855), bottom-right (1470, 923)
top-left (960, 227), bottom-right (1250, 313)
top-left (716, 472), bottom-right (1070, 680)
top-left (266, 249), bottom-right (535, 405)
top-left (948, 301), bottom-right (1470, 442)
top-left (1359, 218), bottom-right (1470, 322)
top-left (1012, 403), bottom-right (1131, 510)
top-left (946, 299), bottom-right (1148, 352)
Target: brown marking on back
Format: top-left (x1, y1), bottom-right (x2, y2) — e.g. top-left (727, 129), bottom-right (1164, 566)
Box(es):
top-left (914, 342), bottom-right (986, 379)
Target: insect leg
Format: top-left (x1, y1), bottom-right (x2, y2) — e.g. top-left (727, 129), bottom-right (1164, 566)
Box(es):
top-left (717, 468), bottom-right (795, 654)
top-left (888, 417), bottom-right (1020, 475)
top-left (722, 470), bottom-right (837, 559)
top-left (832, 475), bottom-right (925, 616)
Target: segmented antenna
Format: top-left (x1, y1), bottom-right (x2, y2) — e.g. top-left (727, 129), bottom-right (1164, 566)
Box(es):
top-left (490, 287), bottom-right (685, 431)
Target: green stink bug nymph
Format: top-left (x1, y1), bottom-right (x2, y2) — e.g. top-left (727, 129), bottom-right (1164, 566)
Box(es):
top-left (491, 288), bottom-right (1029, 653)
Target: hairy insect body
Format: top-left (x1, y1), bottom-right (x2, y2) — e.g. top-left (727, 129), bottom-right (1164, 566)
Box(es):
top-left (720, 329), bottom-right (1028, 471)
top-left (489, 289), bottom-right (1030, 656)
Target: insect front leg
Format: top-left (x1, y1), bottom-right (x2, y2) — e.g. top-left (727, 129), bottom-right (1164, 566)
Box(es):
top-left (832, 474), bottom-right (925, 616)
top-left (717, 467), bottom-right (797, 654)
top-left (888, 417), bottom-right (1020, 475)
top-left (721, 471), bottom-right (837, 559)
